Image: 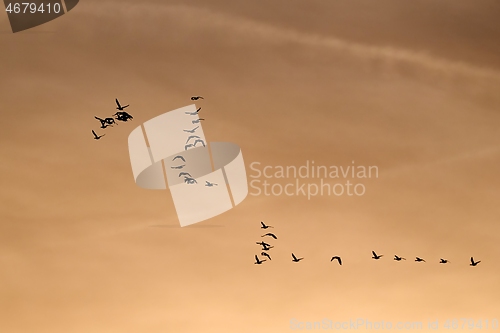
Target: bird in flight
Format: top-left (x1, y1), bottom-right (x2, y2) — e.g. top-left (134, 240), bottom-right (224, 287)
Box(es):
top-left (193, 139), bottom-right (206, 147)
top-left (415, 257), bottom-right (426, 262)
top-left (439, 258), bottom-right (449, 264)
top-left (394, 255), bottom-right (406, 261)
top-left (105, 118), bottom-right (117, 126)
top-left (185, 108), bottom-right (202, 116)
top-left (184, 177), bottom-right (197, 184)
top-left (115, 98), bottom-right (129, 110)
top-left (372, 251), bottom-right (383, 260)
top-left (261, 252), bottom-right (272, 261)
top-left (114, 111), bottom-right (133, 122)
top-left (205, 181), bottom-right (218, 187)
top-left (260, 243), bottom-right (274, 251)
top-left (470, 257), bottom-right (481, 266)
top-left (254, 255), bottom-right (266, 265)
top-left (260, 221), bottom-right (273, 229)
top-left (191, 96), bottom-right (204, 100)
top-left (192, 118), bottom-right (205, 124)
top-left (178, 172), bottom-right (192, 178)
top-left (92, 130), bottom-right (105, 140)
top-left (262, 233), bottom-right (277, 239)
top-left (291, 253), bottom-right (303, 262)
top-left (185, 144), bottom-right (195, 150)
top-left (330, 256), bottom-right (342, 265)
top-left (172, 155), bottom-right (186, 162)
top-left (95, 116), bottom-right (113, 129)
top-left (186, 135), bottom-right (200, 144)
top-left (171, 165), bottom-right (185, 169)
top-left (183, 126), bottom-right (199, 133)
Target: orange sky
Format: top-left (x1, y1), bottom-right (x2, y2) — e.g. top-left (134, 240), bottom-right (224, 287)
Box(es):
top-left (1, 1), bottom-right (500, 332)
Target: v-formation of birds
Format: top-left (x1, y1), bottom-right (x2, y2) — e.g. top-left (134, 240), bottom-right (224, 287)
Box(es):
top-left (254, 224), bottom-right (481, 266)
top-left (92, 98), bottom-right (134, 140)
top-left (169, 96), bottom-right (217, 187)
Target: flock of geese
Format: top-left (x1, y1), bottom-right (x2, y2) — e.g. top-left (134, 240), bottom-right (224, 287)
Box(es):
top-left (254, 222), bottom-right (481, 267)
top-left (368, 251), bottom-right (481, 266)
top-left (92, 98), bottom-right (134, 140)
top-left (92, 96), bottom-right (203, 140)
top-left (254, 221), bottom-right (277, 264)
top-left (170, 96), bottom-right (218, 187)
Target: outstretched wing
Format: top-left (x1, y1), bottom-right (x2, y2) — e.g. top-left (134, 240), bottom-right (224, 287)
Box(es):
top-left (292, 253), bottom-right (297, 260)
top-left (173, 156), bottom-right (186, 162)
top-left (372, 251), bottom-right (377, 257)
top-left (115, 99), bottom-right (121, 108)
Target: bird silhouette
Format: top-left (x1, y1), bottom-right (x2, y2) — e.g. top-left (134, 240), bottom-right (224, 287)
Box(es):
top-left (193, 139), bottom-right (206, 147)
top-left (114, 111), bottom-right (133, 122)
top-left (256, 241), bottom-right (271, 247)
top-left (262, 233), bottom-right (277, 239)
top-left (185, 144), bottom-right (195, 150)
top-left (205, 181), bottom-right (218, 187)
top-left (191, 96), bottom-right (204, 100)
top-left (394, 255), bottom-right (406, 261)
top-left (260, 221), bottom-right (273, 229)
top-left (254, 255), bottom-right (266, 265)
top-left (372, 251), bottom-right (383, 259)
top-left (92, 130), bottom-right (105, 140)
top-left (178, 172), bottom-right (192, 178)
top-left (439, 258), bottom-right (449, 264)
top-left (185, 108), bottom-right (202, 116)
top-left (192, 118), bottom-right (205, 124)
top-left (261, 244), bottom-right (273, 251)
top-left (330, 256), bottom-right (342, 265)
top-left (261, 252), bottom-right (272, 261)
top-left (291, 253), bottom-right (303, 262)
top-left (184, 177), bottom-right (197, 184)
top-left (470, 257), bottom-right (481, 266)
top-left (172, 155), bottom-right (186, 162)
top-left (186, 135), bottom-right (200, 144)
top-left (183, 126), bottom-right (199, 133)
top-left (415, 257), bottom-right (426, 262)
top-left (104, 117), bottom-right (117, 126)
top-left (115, 98), bottom-right (129, 110)
top-left (171, 165), bottom-right (185, 169)
top-left (94, 116), bottom-right (112, 129)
